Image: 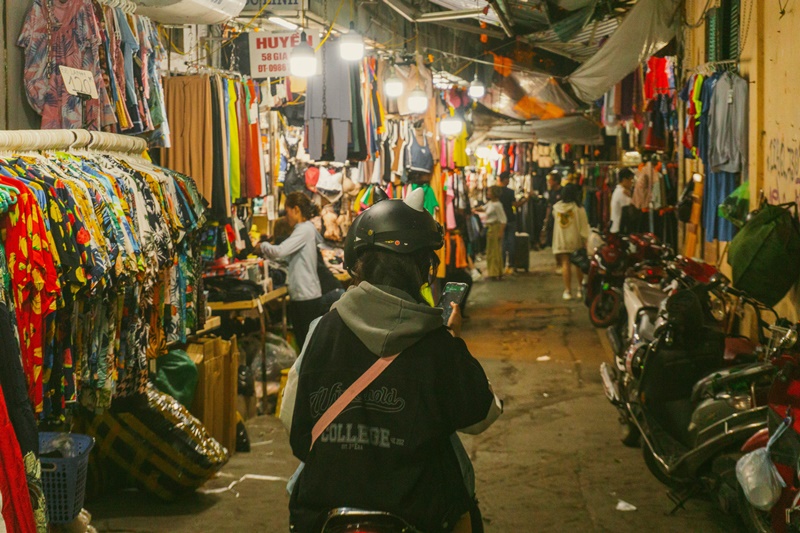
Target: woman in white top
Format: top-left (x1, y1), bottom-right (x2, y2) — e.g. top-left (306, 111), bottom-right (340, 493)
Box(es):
top-left (483, 186), bottom-right (507, 280)
top-left (552, 184), bottom-right (589, 300)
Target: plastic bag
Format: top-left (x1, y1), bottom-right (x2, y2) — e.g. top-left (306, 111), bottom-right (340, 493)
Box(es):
top-left (264, 332), bottom-right (298, 382)
top-left (736, 448), bottom-right (785, 511)
top-left (719, 181), bottom-right (750, 228)
top-left (40, 433), bottom-right (79, 458)
top-left (152, 349), bottom-right (199, 408)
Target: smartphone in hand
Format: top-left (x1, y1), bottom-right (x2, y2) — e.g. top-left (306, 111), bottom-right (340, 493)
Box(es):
top-left (440, 282), bottom-right (469, 325)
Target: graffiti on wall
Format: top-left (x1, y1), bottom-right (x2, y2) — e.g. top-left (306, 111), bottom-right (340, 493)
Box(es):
top-left (766, 136), bottom-right (800, 205)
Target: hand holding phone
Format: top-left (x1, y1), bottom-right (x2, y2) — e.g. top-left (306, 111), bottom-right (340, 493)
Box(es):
top-left (440, 282), bottom-right (469, 325)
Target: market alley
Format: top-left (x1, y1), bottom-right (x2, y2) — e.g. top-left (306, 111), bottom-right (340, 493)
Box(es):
top-left (88, 251), bottom-right (740, 533)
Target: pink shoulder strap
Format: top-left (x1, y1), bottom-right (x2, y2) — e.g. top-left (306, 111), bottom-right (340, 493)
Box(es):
top-left (310, 353), bottom-right (400, 451)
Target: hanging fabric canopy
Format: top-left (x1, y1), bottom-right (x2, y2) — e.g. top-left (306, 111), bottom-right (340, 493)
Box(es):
top-left (483, 115), bottom-right (603, 145)
top-left (567, 0), bottom-right (680, 103)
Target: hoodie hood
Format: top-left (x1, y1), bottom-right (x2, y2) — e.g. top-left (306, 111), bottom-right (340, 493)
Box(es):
top-left (331, 281), bottom-right (443, 357)
top-left (553, 201), bottom-right (580, 215)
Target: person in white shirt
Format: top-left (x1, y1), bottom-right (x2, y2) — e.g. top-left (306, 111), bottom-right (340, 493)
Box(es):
top-left (552, 184), bottom-right (589, 300)
top-left (483, 186), bottom-right (507, 280)
top-left (610, 169), bottom-right (634, 233)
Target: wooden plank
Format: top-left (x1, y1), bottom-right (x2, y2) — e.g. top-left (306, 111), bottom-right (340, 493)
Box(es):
top-left (206, 286), bottom-right (288, 311)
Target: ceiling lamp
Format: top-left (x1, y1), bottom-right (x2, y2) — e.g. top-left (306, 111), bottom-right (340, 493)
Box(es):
top-left (440, 115), bottom-right (463, 137)
top-left (268, 16), bottom-right (298, 31)
top-left (340, 22), bottom-right (365, 61)
top-left (407, 87), bottom-right (428, 114)
top-left (290, 32), bottom-right (317, 77)
top-left (384, 73), bottom-right (404, 98)
top-left (468, 75), bottom-right (485, 99)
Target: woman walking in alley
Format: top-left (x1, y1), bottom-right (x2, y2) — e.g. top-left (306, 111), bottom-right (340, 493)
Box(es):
top-left (280, 188), bottom-right (502, 533)
top-left (482, 186), bottom-right (507, 280)
top-left (552, 184), bottom-right (589, 300)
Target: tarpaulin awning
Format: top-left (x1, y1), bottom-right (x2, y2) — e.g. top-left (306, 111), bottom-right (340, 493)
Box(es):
top-left (482, 115), bottom-right (603, 145)
top-left (567, 0), bottom-right (680, 103)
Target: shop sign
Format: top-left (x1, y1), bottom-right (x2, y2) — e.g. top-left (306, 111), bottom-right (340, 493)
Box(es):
top-left (248, 32), bottom-right (316, 78)
top-left (242, 0), bottom-right (308, 13)
top-left (59, 67), bottom-right (98, 99)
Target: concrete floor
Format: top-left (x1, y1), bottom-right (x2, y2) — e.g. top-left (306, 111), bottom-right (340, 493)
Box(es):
top-left (89, 250), bottom-right (742, 532)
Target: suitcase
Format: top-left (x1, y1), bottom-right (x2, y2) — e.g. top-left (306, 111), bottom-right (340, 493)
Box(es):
top-left (513, 232), bottom-right (530, 271)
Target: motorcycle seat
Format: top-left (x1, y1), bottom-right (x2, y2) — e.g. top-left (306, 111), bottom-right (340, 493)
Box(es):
top-left (724, 336), bottom-right (758, 365)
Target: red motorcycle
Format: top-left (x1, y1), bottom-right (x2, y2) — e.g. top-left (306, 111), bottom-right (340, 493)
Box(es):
top-left (584, 231), bottom-right (665, 327)
top-left (739, 321), bottom-right (800, 532)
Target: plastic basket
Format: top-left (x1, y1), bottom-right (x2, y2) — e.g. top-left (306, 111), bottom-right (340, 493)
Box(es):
top-left (39, 432), bottom-right (95, 524)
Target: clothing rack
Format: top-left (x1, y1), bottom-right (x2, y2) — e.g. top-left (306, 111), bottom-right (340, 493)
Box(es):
top-left (0, 129), bottom-right (147, 155)
top-left (689, 60), bottom-right (739, 76)
top-left (97, 0), bottom-right (137, 14)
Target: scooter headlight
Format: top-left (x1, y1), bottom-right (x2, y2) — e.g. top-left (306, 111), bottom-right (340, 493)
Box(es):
top-left (709, 294), bottom-right (727, 322)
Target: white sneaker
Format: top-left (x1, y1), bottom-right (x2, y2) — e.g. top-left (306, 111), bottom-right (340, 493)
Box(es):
top-left (562, 290), bottom-right (572, 301)
top-left (576, 288), bottom-right (584, 300)
top-left (471, 269), bottom-right (482, 282)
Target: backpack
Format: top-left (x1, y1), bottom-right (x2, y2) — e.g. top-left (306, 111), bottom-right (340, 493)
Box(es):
top-left (728, 202), bottom-right (800, 306)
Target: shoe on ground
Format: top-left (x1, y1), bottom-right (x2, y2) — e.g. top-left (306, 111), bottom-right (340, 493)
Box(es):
top-left (576, 288), bottom-right (584, 300)
top-left (471, 269), bottom-right (482, 282)
top-left (562, 290), bottom-right (572, 301)
top-left (555, 267), bottom-right (563, 275)
top-left (504, 267), bottom-right (514, 275)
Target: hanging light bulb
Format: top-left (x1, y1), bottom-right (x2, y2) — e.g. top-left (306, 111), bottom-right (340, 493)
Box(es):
top-left (468, 74), bottom-right (485, 99)
top-left (384, 73), bottom-right (404, 98)
top-left (340, 22), bottom-right (365, 61)
top-left (407, 86), bottom-right (428, 114)
top-left (290, 31), bottom-right (317, 77)
top-left (439, 115), bottom-right (464, 137)
top-left (475, 146), bottom-right (491, 159)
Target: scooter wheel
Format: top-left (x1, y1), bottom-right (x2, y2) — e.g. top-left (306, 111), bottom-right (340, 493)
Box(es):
top-left (642, 445), bottom-right (686, 490)
top-left (589, 291), bottom-right (622, 328)
top-left (620, 419), bottom-right (640, 448)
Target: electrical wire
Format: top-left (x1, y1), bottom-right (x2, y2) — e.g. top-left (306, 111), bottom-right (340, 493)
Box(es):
top-left (316, 0), bottom-right (347, 50)
top-left (683, 0), bottom-right (715, 29)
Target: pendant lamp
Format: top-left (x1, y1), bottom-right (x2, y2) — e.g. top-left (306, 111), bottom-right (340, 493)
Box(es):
top-left (290, 31), bottom-right (317, 77)
top-left (407, 86), bottom-right (428, 114)
top-left (384, 69), bottom-right (404, 98)
top-left (468, 75), bottom-right (485, 99)
top-left (340, 22), bottom-right (365, 61)
top-left (439, 115), bottom-right (464, 137)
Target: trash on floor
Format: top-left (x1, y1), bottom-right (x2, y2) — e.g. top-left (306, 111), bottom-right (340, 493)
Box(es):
top-left (199, 473), bottom-right (289, 495)
top-left (536, 355), bottom-right (551, 362)
top-left (616, 500), bottom-right (637, 511)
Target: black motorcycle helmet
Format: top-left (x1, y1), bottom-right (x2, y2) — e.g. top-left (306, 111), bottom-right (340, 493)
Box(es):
top-left (344, 187), bottom-right (444, 273)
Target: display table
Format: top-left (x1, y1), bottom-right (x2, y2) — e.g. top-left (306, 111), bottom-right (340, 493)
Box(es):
top-left (207, 286), bottom-right (289, 337)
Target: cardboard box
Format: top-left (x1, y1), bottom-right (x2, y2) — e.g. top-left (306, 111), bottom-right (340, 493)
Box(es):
top-left (189, 335), bottom-right (238, 454)
top-left (221, 336), bottom-right (239, 453)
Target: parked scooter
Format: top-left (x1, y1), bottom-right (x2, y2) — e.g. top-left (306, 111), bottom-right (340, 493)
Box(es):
top-left (738, 321), bottom-right (800, 533)
top-left (584, 231), bottom-right (665, 327)
top-left (602, 257), bottom-right (724, 447)
top-left (320, 508), bottom-right (422, 532)
top-left (627, 282), bottom-right (777, 513)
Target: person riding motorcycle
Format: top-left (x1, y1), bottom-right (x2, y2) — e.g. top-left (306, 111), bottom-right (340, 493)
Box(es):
top-left (280, 188), bottom-right (503, 532)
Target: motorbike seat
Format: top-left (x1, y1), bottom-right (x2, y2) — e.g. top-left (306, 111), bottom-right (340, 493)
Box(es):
top-left (724, 336), bottom-right (758, 365)
top-left (640, 328), bottom-right (726, 445)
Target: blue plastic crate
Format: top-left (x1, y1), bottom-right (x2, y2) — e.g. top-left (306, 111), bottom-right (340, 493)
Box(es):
top-left (39, 432), bottom-right (94, 524)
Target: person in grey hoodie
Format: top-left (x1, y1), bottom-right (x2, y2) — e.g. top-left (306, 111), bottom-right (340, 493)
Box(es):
top-left (260, 192), bottom-right (324, 347)
top-left (280, 188), bottom-right (502, 533)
